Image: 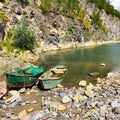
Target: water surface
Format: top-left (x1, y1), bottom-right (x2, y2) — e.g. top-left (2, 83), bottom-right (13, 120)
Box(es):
top-left (35, 43), bottom-right (120, 88)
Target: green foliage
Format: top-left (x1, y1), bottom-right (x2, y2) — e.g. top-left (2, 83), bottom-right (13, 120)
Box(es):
top-left (41, 0), bottom-right (52, 12)
top-left (41, 0), bottom-right (91, 30)
top-left (101, 23), bottom-right (108, 34)
top-left (13, 19), bottom-right (36, 51)
top-left (0, 29), bottom-right (15, 52)
top-left (41, 0), bottom-right (80, 18)
top-left (66, 0), bottom-right (80, 18)
top-left (0, 40), bottom-right (15, 52)
top-left (91, 9), bottom-right (108, 34)
top-left (5, 29), bottom-right (14, 41)
top-left (91, 10), bottom-right (102, 28)
top-left (87, 0), bottom-right (120, 19)
top-left (0, 10), bottom-right (8, 25)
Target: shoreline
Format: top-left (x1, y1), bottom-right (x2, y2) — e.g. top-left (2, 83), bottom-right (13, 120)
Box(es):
top-left (0, 39), bottom-right (120, 75)
top-left (38, 40), bottom-right (120, 54)
top-left (0, 40), bottom-right (120, 119)
top-left (0, 67), bottom-right (120, 119)
top-left (0, 39), bottom-right (119, 77)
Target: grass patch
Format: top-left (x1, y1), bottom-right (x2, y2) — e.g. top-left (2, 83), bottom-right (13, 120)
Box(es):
top-left (0, 10), bottom-right (8, 25)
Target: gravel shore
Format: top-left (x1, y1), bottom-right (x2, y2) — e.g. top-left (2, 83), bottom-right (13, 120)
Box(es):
top-left (0, 41), bottom-right (120, 120)
top-left (0, 67), bottom-right (120, 120)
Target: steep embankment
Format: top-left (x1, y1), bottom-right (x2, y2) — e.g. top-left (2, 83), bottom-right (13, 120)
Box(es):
top-left (0, 0), bottom-right (120, 74)
top-left (1, 0), bottom-right (120, 50)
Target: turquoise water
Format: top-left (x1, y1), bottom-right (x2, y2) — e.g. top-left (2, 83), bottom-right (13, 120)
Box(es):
top-left (35, 43), bottom-right (120, 88)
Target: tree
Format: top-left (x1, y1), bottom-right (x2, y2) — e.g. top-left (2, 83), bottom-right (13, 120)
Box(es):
top-left (91, 10), bottom-right (102, 28)
top-left (13, 19), bottom-right (36, 51)
top-left (87, 0), bottom-right (120, 19)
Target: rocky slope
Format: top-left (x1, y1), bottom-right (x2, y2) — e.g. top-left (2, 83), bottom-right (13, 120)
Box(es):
top-left (0, 0), bottom-right (120, 48)
top-left (0, 0), bottom-right (120, 74)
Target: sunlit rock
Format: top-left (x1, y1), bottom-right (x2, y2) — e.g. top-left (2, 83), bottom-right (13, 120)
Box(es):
top-left (100, 63), bottom-right (106, 66)
top-left (85, 89), bottom-right (94, 98)
top-left (62, 96), bottom-right (72, 103)
top-left (18, 110), bottom-right (27, 119)
top-left (79, 80), bottom-right (87, 87)
top-left (107, 72), bottom-right (113, 78)
top-left (89, 72), bottom-right (100, 76)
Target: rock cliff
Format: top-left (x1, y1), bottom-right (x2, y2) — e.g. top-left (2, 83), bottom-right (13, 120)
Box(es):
top-left (0, 0), bottom-right (120, 50)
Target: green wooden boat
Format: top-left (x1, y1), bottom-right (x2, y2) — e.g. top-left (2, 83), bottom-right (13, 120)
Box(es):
top-left (6, 66), bottom-right (44, 88)
top-left (38, 65), bottom-right (67, 89)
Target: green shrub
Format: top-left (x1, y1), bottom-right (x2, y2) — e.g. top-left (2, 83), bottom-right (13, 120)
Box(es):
top-left (66, 0), bottom-right (80, 18)
top-left (41, 0), bottom-right (52, 12)
top-left (87, 0), bottom-right (120, 19)
top-left (0, 29), bottom-right (15, 52)
top-left (91, 9), bottom-right (108, 34)
top-left (91, 10), bottom-right (102, 28)
top-left (5, 29), bottom-right (14, 41)
top-left (41, 0), bottom-right (91, 30)
top-left (41, 0), bottom-right (80, 18)
top-left (0, 40), bottom-right (15, 52)
top-left (0, 10), bottom-right (8, 25)
top-left (13, 19), bottom-right (36, 51)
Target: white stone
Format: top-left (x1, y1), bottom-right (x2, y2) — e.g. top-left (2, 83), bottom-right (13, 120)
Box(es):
top-left (5, 90), bottom-right (22, 104)
top-left (86, 83), bottom-right (94, 90)
top-left (18, 88), bottom-right (26, 93)
top-left (2, 104), bottom-right (7, 109)
top-left (111, 100), bottom-right (120, 108)
top-left (62, 96), bottom-right (72, 103)
top-left (107, 72), bottom-right (113, 78)
top-left (72, 95), bottom-right (79, 102)
top-left (0, 2), bottom-right (3, 9)
top-left (89, 72), bottom-right (100, 76)
top-left (100, 106), bottom-right (108, 114)
top-left (97, 78), bottom-right (102, 84)
top-left (57, 104), bottom-right (66, 111)
top-left (18, 110), bottom-right (27, 119)
top-left (57, 84), bottom-right (63, 88)
top-left (100, 63), bottom-right (106, 66)
top-left (44, 100), bottom-right (51, 105)
top-left (85, 89), bottom-right (94, 98)
top-left (79, 80), bottom-right (87, 87)
top-left (52, 112), bottom-right (58, 117)
top-left (27, 108), bottom-right (34, 113)
top-left (31, 100), bottom-right (37, 104)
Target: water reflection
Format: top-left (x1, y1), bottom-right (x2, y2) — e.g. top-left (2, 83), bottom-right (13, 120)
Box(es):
top-left (35, 43), bottom-right (120, 88)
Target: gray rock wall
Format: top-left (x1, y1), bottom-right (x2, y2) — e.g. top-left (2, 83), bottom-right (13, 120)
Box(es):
top-left (2, 0), bottom-right (120, 47)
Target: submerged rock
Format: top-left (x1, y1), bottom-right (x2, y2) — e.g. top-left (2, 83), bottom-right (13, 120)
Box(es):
top-left (88, 72), bottom-right (100, 76)
top-left (100, 63), bottom-right (106, 66)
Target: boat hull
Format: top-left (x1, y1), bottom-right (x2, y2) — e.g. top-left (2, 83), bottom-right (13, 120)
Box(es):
top-left (38, 77), bottom-right (64, 89)
top-left (38, 65), bottom-right (67, 89)
top-left (7, 78), bottom-right (37, 88)
top-left (6, 66), bottom-right (44, 88)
